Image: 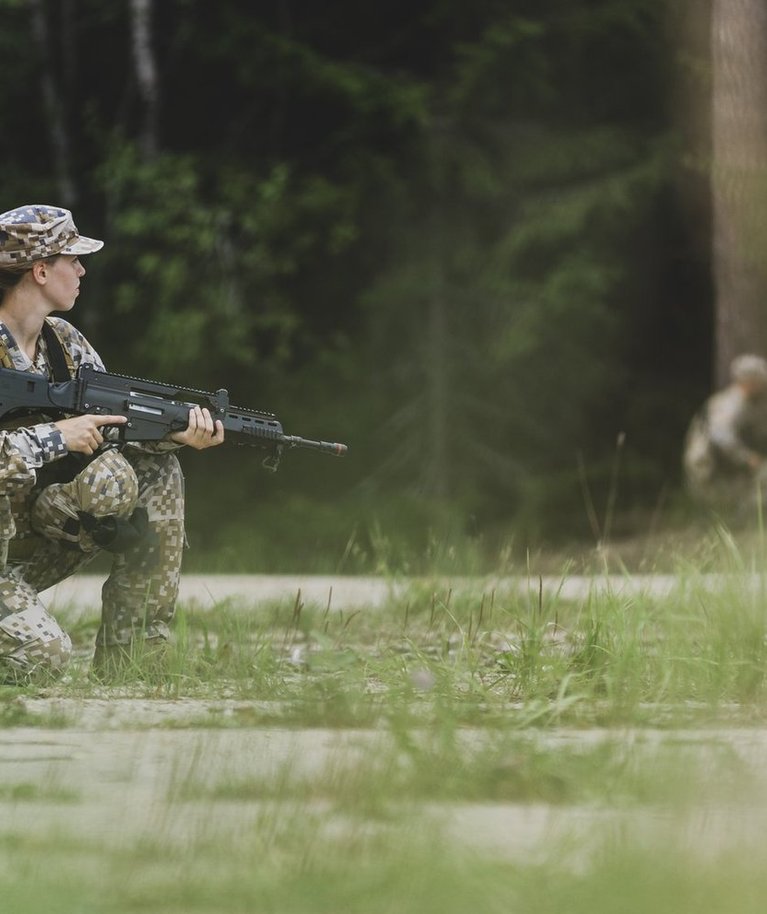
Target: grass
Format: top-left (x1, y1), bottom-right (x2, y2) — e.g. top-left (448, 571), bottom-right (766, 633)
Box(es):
top-left (4, 528), bottom-right (767, 911)
top-left (22, 534), bottom-right (767, 726)
top-left (4, 832), bottom-right (767, 914)
top-left (1, 739), bottom-right (767, 913)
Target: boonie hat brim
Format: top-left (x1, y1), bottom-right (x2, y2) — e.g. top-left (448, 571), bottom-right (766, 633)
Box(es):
top-left (60, 236), bottom-right (104, 256)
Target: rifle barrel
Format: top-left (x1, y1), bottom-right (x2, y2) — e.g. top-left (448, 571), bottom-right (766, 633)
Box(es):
top-left (281, 435), bottom-right (348, 456)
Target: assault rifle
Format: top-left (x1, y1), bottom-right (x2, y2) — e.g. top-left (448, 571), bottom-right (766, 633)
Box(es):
top-left (0, 364), bottom-right (348, 470)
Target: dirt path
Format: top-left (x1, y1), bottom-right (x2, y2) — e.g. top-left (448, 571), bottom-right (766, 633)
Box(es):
top-left (42, 571), bottom-right (716, 618)
top-left (3, 717), bottom-right (767, 862)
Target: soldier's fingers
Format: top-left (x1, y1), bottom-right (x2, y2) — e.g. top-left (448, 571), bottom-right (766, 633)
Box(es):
top-left (190, 407), bottom-right (216, 436)
top-left (187, 406), bottom-right (201, 431)
top-left (93, 414), bottom-right (128, 427)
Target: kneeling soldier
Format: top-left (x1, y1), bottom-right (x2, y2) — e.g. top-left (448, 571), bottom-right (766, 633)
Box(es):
top-left (683, 353), bottom-right (767, 520)
top-left (0, 204), bottom-right (224, 682)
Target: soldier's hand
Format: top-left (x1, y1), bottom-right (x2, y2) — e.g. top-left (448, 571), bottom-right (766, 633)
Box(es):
top-left (170, 405), bottom-right (225, 450)
top-left (55, 414), bottom-right (128, 455)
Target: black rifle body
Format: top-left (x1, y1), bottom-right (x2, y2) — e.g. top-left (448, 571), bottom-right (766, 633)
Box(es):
top-left (0, 364), bottom-right (347, 463)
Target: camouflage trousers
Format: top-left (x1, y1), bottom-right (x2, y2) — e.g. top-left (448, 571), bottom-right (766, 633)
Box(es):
top-left (0, 448), bottom-right (185, 682)
top-left (685, 463), bottom-right (767, 526)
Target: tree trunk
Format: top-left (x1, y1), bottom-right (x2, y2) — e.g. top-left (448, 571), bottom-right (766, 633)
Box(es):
top-left (30, 0), bottom-right (76, 205)
top-left (130, 0), bottom-right (159, 159)
top-left (425, 244), bottom-right (449, 499)
top-left (711, 0), bottom-right (767, 385)
top-left (422, 122), bottom-right (450, 499)
top-left (60, 0), bottom-right (77, 94)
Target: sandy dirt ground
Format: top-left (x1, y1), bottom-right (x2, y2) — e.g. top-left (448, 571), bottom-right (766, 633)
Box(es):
top-left (41, 571), bottom-right (716, 619)
top-left (6, 572), bottom-right (767, 866)
top-left (2, 715), bottom-right (767, 862)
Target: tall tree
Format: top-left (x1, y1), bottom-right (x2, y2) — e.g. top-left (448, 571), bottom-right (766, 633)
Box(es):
top-left (711, 0), bottom-right (767, 384)
top-left (129, 0), bottom-right (159, 159)
top-left (29, 0), bottom-right (76, 205)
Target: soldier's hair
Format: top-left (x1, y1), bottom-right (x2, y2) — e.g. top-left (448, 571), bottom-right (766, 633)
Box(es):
top-left (0, 256), bottom-right (61, 298)
top-left (0, 266), bottom-right (29, 296)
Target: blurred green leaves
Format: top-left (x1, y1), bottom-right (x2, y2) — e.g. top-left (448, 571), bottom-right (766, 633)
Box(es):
top-left (0, 0), bottom-right (688, 556)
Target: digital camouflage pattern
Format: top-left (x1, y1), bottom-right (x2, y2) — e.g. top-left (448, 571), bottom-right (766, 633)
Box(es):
top-left (0, 317), bottom-right (185, 682)
top-left (0, 204), bottom-right (103, 268)
top-left (0, 570), bottom-right (72, 680)
top-left (30, 449), bottom-right (140, 550)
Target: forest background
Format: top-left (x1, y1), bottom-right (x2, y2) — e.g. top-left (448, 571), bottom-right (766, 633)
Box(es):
top-left (0, 1), bottom-right (725, 573)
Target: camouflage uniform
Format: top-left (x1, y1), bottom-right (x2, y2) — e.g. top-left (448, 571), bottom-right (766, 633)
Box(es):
top-left (683, 354), bottom-right (767, 517)
top-left (0, 206), bottom-right (185, 681)
top-left (0, 317), bottom-right (186, 681)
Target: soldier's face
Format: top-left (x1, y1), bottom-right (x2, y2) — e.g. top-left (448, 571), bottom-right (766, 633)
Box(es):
top-left (741, 379), bottom-right (767, 399)
top-left (42, 255), bottom-right (86, 311)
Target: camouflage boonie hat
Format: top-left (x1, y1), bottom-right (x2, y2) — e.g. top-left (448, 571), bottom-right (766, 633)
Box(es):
top-left (0, 204), bottom-right (103, 268)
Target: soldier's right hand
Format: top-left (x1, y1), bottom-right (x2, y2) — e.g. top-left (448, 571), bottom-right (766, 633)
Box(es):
top-left (54, 414), bottom-right (128, 455)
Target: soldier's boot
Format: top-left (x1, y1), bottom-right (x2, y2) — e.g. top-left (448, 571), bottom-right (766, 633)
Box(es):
top-left (90, 637), bottom-right (168, 684)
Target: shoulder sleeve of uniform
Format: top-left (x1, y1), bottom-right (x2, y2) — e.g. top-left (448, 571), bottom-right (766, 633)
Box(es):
top-left (45, 317), bottom-right (107, 373)
top-left (0, 424), bottom-right (67, 493)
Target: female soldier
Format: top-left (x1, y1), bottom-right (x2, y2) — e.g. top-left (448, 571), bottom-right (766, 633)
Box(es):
top-left (0, 204), bottom-right (223, 681)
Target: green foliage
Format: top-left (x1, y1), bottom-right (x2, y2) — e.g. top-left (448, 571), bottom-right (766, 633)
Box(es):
top-left (91, 144), bottom-right (361, 387)
top-left (0, 0), bottom-right (695, 559)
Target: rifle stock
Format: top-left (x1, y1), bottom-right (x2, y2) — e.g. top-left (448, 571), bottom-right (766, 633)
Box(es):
top-left (0, 364), bottom-right (348, 468)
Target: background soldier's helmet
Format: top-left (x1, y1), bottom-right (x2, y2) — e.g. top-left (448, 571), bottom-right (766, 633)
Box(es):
top-left (730, 353), bottom-right (767, 386)
top-left (0, 204), bottom-right (103, 268)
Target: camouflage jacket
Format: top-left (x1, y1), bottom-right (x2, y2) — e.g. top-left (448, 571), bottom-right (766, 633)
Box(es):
top-left (684, 383), bottom-right (767, 489)
top-left (0, 316), bottom-right (180, 497)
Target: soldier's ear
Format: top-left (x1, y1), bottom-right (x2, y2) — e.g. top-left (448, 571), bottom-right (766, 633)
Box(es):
top-left (29, 260), bottom-right (48, 285)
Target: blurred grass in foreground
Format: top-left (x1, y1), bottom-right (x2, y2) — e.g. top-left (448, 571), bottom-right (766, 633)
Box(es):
top-left (1, 731), bottom-right (767, 914)
top-left (4, 528), bottom-right (767, 911)
top-left (3, 835), bottom-right (767, 914)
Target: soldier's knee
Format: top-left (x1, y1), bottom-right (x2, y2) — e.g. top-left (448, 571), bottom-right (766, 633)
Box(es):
top-left (128, 451), bottom-right (185, 523)
top-left (74, 450), bottom-right (140, 516)
top-left (32, 450), bottom-right (140, 549)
